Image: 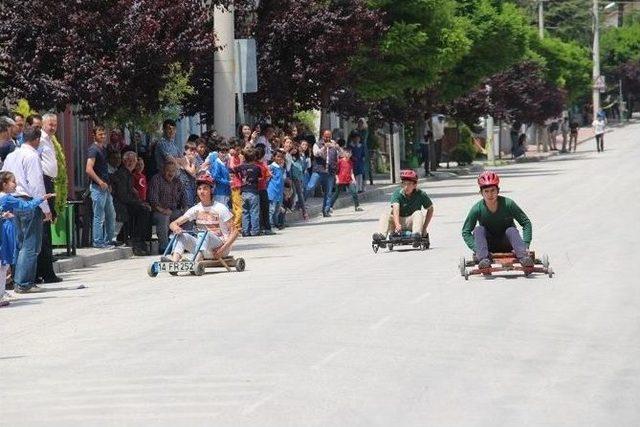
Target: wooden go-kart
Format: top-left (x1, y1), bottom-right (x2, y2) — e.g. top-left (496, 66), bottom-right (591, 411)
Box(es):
top-left (458, 251), bottom-right (553, 280)
top-left (372, 231), bottom-right (430, 253)
top-left (147, 231), bottom-right (245, 278)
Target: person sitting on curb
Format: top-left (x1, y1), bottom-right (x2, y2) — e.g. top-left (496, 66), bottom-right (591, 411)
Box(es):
top-left (372, 169), bottom-right (434, 248)
top-left (461, 171), bottom-right (533, 269)
top-left (168, 173), bottom-right (239, 262)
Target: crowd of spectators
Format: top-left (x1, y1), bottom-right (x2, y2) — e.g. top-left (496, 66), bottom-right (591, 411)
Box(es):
top-left (87, 120), bottom-right (369, 256)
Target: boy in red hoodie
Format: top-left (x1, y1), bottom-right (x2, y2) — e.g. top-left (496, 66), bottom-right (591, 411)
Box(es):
top-left (329, 147), bottom-right (362, 212)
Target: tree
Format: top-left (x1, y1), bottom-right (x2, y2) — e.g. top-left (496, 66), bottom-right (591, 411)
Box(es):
top-left (244, 0), bottom-right (384, 120)
top-left (528, 32), bottom-right (592, 103)
top-left (512, 0), bottom-right (593, 46)
top-left (448, 61), bottom-right (566, 127)
top-left (0, 0), bottom-right (231, 127)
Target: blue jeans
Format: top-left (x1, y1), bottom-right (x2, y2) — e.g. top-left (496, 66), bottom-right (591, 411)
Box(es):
top-left (305, 172), bottom-right (335, 214)
top-left (242, 192), bottom-right (260, 235)
top-left (14, 207), bottom-right (43, 289)
top-left (90, 184), bottom-right (116, 247)
top-left (269, 200), bottom-right (283, 228)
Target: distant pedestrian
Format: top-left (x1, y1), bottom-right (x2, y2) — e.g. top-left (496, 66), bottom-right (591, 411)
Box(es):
top-left (569, 119), bottom-right (579, 152)
top-left (593, 113), bottom-right (606, 152)
top-left (330, 148), bottom-right (362, 212)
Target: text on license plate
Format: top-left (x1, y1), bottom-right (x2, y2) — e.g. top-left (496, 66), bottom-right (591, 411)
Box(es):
top-left (158, 262), bottom-right (194, 272)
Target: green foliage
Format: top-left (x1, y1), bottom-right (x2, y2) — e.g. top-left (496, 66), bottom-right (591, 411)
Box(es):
top-left (441, 0), bottom-right (530, 100)
top-left (105, 63), bottom-right (194, 134)
top-left (601, 22), bottom-right (640, 73)
top-left (51, 135), bottom-right (68, 217)
top-left (293, 110), bottom-right (318, 136)
top-left (449, 124), bottom-right (477, 166)
top-left (527, 32), bottom-right (591, 102)
top-left (12, 99), bottom-right (38, 118)
top-left (352, 0), bottom-right (470, 100)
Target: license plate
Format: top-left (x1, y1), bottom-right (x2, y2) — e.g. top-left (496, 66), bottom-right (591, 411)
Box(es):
top-left (157, 262), bottom-right (194, 272)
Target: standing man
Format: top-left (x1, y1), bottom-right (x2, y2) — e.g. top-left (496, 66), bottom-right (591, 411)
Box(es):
top-left (86, 125), bottom-right (117, 249)
top-left (36, 113), bottom-right (61, 283)
top-left (26, 114), bottom-right (42, 130)
top-left (306, 129), bottom-right (338, 217)
top-left (1, 127), bottom-right (51, 293)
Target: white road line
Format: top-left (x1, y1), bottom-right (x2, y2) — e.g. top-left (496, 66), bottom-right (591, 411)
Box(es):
top-left (311, 348), bottom-right (345, 370)
top-left (369, 315), bottom-right (392, 331)
top-left (243, 392), bottom-right (278, 415)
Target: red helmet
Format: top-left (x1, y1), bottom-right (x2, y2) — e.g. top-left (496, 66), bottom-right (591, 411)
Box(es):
top-left (477, 171), bottom-right (500, 188)
top-left (400, 169), bottom-right (418, 183)
top-left (196, 171), bottom-right (215, 187)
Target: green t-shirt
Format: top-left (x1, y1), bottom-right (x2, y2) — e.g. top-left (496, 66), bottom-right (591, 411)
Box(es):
top-left (390, 188), bottom-right (433, 217)
top-left (461, 196), bottom-right (532, 250)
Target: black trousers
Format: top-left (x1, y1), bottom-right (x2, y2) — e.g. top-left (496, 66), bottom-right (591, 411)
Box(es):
top-left (259, 189), bottom-right (271, 231)
top-left (127, 204), bottom-right (152, 243)
top-left (37, 175), bottom-right (57, 280)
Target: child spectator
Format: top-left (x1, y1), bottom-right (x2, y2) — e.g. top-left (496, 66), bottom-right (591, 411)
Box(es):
top-left (202, 141), bottom-right (231, 206)
top-left (348, 130), bottom-right (366, 193)
top-left (227, 138), bottom-right (244, 231)
top-left (195, 137), bottom-right (209, 163)
top-left (289, 143), bottom-right (308, 220)
top-left (330, 147), bottom-right (363, 212)
top-left (232, 148), bottom-right (261, 237)
top-left (0, 171), bottom-right (53, 306)
top-left (268, 149), bottom-right (286, 229)
top-left (254, 145), bottom-right (273, 235)
top-left (132, 158), bottom-right (147, 201)
top-left (299, 139), bottom-right (312, 189)
top-left (181, 140), bottom-right (201, 207)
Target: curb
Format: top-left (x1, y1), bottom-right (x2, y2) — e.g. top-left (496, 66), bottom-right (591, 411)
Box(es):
top-left (53, 246), bottom-right (134, 274)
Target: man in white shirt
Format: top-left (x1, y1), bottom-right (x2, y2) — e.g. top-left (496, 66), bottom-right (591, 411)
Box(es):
top-left (36, 113), bottom-right (62, 283)
top-left (1, 126), bottom-right (51, 292)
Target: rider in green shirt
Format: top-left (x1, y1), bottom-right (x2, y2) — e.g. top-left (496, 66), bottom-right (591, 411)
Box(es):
top-left (373, 170), bottom-right (434, 248)
top-left (461, 171), bottom-right (533, 268)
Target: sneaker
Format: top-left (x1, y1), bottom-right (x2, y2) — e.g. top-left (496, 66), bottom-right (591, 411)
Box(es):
top-left (0, 299), bottom-right (9, 307)
top-left (14, 284), bottom-right (44, 294)
top-left (355, 207), bottom-right (364, 212)
top-left (372, 233), bottom-right (385, 242)
top-left (478, 258), bottom-right (492, 269)
top-left (322, 212), bottom-right (331, 218)
top-left (519, 256), bottom-right (534, 268)
top-left (411, 232), bottom-right (422, 248)
top-left (43, 276), bottom-right (63, 284)
top-left (263, 229), bottom-right (276, 235)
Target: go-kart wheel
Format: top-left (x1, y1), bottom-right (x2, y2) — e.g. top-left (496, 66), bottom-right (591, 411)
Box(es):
top-left (372, 243), bottom-right (379, 253)
top-left (235, 258), bottom-right (246, 272)
top-left (194, 262), bottom-right (205, 276)
top-left (547, 267), bottom-right (554, 278)
top-left (542, 254), bottom-right (550, 269)
top-left (388, 244), bottom-right (394, 251)
top-left (169, 271), bottom-right (178, 276)
top-left (459, 257), bottom-right (466, 276)
top-left (147, 263), bottom-right (158, 278)
top-left (464, 269), bottom-right (469, 281)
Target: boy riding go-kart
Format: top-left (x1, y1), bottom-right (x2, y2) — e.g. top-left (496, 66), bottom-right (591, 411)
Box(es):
top-left (372, 170), bottom-right (434, 252)
top-left (459, 171), bottom-right (553, 279)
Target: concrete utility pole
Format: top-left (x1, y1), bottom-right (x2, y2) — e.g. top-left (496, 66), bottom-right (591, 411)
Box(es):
top-left (213, 5), bottom-right (236, 137)
top-left (538, 0), bottom-right (545, 38)
top-left (593, 0), bottom-right (602, 121)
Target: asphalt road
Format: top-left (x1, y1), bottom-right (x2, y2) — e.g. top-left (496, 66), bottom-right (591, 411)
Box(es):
top-left (2, 123), bottom-right (639, 427)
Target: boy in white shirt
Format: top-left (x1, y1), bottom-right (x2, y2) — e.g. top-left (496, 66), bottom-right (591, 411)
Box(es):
top-left (168, 173), bottom-right (239, 261)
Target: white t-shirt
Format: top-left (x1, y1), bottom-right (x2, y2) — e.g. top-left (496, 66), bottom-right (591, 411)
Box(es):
top-left (592, 119), bottom-right (605, 135)
top-left (183, 202), bottom-right (233, 239)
